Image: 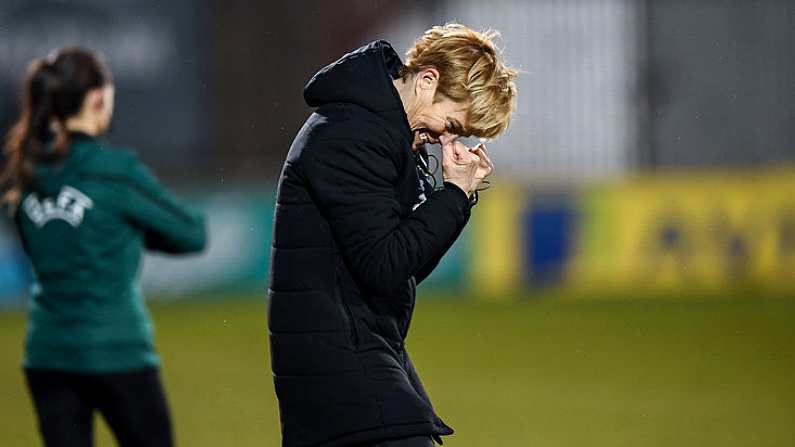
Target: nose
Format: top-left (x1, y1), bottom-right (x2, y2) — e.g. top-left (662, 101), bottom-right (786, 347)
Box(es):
top-left (438, 132), bottom-right (461, 145)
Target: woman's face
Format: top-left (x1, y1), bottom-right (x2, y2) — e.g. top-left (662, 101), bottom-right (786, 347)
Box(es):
top-left (406, 69), bottom-right (470, 149)
top-left (410, 96), bottom-right (470, 148)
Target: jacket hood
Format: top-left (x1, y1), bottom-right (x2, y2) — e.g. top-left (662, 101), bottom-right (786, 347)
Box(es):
top-left (304, 41), bottom-right (410, 130)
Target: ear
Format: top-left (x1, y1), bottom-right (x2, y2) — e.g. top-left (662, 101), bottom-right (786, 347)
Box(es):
top-left (83, 88), bottom-right (105, 113)
top-left (414, 68), bottom-right (440, 97)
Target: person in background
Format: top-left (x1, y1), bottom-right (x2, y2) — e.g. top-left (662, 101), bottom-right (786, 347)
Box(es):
top-left (0, 47), bottom-right (206, 447)
top-left (268, 23), bottom-right (517, 446)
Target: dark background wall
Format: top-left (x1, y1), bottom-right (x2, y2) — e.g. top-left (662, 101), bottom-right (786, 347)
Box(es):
top-left (1, 0), bottom-right (792, 184)
top-left (210, 0), bottom-right (421, 180)
top-left (641, 0), bottom-right (795, 168)
top-left (0, 0), bottom-right (216, 177)
top-left (0, 0), bottom-right (426, 183)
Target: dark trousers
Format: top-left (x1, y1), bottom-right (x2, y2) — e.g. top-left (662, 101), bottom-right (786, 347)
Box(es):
top-left (25, 367), bottom-right (173, 447)
top-left (360, 436), bottom-right (435, 447)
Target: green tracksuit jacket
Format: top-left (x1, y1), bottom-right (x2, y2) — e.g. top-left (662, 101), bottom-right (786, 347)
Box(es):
top-left (13, 133), bottom-right (206, 372)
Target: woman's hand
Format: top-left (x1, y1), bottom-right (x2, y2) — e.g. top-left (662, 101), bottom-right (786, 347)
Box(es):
top-left (471, 142), bottom-right (494, 185)
top-left (440, 135), bottom-right (494, 197)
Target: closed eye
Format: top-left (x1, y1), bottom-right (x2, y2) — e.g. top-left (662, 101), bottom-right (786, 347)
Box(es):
top-left (446, 119), bottom-right (468, 136)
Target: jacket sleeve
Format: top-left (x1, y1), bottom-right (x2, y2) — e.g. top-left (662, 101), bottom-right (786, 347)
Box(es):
top-left (302, 139), bottom-right (470, 295)
top-left (413, 208), bottom-right (470, 285)
top-left (121, 157), bottom-right (207, 254)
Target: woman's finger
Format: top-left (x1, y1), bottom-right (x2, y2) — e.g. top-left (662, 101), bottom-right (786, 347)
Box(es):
top-left (475, 145), bottom-right (492, 167)
top-left (441, 137), bottom-right (457, 162)
top-left (453, 141), bottom-right (475, 165)
top-left (474, 145), bottom-right (494, 171)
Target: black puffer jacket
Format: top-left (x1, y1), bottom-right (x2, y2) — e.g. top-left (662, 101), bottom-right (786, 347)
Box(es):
top-left (268, 40), bottom-right (471, 447)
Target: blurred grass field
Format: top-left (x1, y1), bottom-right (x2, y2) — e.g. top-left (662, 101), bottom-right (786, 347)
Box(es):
top-left (1, 295), bottom-right (794, 446)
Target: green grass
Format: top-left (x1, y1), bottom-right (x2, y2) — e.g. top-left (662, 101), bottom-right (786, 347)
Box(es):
top-left (1, 296), bottom-right (794, 446)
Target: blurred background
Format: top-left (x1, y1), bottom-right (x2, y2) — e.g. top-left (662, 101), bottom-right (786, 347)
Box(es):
top-left (1, 0), bottom-right (793, 446)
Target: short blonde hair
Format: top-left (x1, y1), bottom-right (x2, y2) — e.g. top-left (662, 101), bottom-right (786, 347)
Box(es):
top-left (402, 23), bottom-right (518, 139)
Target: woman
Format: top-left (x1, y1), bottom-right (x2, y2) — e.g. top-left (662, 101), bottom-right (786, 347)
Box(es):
top-left (268, 24), bottom-right (516, 446)
top-left (1, 47), bottom-right (206, 446)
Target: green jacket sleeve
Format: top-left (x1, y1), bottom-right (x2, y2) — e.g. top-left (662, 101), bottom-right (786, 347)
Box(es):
top-left (122, 157), bottom-right (207, 254)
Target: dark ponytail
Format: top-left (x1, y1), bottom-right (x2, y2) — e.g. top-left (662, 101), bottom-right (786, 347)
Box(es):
top-left (1, 47), bottom-right (111, 210)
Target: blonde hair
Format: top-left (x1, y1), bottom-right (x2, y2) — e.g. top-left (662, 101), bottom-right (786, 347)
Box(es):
top-left (402, 23), bottom-right (518, 139)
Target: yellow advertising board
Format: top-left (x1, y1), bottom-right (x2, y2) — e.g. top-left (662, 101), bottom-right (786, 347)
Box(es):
top-left (569, 170), bottom-right (795, 294)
